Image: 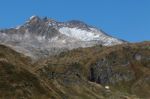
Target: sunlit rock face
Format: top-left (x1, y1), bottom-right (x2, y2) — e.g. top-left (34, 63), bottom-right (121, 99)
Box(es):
top-left (0, 16), bottom-right (125, 59)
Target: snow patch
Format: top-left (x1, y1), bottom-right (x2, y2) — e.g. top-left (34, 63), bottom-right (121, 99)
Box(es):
top-left (15, 25), bottom-right (21, 29)
top-left (36, 36), bottom-right (46, 41)
top-left (29, 15), bottom-right (37, 20)
top-left (59, 27), bottom-right (123, 46)
top-left (1, 33), bottom-right (7, 37)
top-left (59, 27), bottom-right (101, 41)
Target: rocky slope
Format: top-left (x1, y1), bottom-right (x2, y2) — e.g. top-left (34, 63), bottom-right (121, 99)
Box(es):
top-left (0, 16), bottom-right (125, 59)
top-left (0, 42), bottom-right (149, 99)
top-left (35, 41), bottom-right (150, 99)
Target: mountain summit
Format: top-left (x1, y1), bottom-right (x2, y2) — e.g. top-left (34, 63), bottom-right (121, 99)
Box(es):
top-left (0, 16), bottom-right (125, 59)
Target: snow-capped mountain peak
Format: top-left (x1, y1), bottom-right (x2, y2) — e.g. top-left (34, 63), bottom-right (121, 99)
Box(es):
top-left (0, 16), bottom-right (125, 59)
top-left (29, 15), bottom-right (37, 20)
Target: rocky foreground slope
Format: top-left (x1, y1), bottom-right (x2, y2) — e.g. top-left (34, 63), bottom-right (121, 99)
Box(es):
top-left (0, 42), bottom-right (149, 99)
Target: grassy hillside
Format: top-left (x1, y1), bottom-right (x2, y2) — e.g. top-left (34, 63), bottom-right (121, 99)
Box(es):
top-left (35, 42), bottom-right (150, 99)
top-left (0, 42), bottom-right (150, 99)
top-left (0, 45), bottom-right (52, 98)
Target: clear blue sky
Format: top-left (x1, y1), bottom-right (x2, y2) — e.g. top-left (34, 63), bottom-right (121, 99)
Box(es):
top-left (0, 0), bottom-right (150, 42)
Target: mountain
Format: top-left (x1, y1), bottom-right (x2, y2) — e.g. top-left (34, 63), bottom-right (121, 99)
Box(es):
top-left (0, 42), bottom-right (149, 99)
top-left (0, 16), bottom-right (125, 59)
top-left (1, 16), bottom-right (149, 99)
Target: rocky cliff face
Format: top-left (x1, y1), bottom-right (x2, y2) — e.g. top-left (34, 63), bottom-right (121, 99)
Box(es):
top-left (0, 16), bottom-right (125, 59)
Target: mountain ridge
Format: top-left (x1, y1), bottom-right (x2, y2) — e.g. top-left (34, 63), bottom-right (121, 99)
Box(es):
top-left (0, 16), bottom-right (125, 60)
